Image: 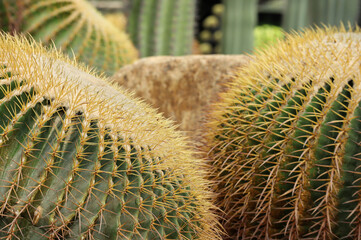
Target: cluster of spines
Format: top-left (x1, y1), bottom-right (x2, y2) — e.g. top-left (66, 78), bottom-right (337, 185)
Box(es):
top-left (206, 26), bottom-right (361, 239)
top-left (0, 34), bottom-right (219, 239)
top-left (128, 0), bottom-right (196, 57)
top-left (1, 0), bottom-right (137, 75)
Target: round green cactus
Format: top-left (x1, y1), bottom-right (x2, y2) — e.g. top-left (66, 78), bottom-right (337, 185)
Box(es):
top-left (205, 26), bottom-right (361, 239)
top-left (0, 33), bottom-right (219, 239)
top-left (1, 0), bottom-right (138, 75)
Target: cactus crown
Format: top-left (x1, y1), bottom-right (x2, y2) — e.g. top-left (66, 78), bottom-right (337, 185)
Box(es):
top-left (206, 26), bottom-right (361, 239)
top-left (0, 33), bottom-right (219, 239)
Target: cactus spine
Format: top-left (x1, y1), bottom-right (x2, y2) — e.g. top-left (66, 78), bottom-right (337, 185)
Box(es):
top-left (128, 0), bottom-right (196, 57)
top-left (0, 33), bottom-right (219, 239)
top-left (2, 0), bottom-right (138, 75)
top-left (205, 26), bottom-right (361, 239)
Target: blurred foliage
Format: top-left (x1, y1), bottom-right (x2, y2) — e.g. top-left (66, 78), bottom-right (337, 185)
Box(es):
top-left (221, 0), bottom-right (257, 54)
top-left (198, 4), bottom-right (223, 54)
top-left (254, 24), bottom-right (284, 50)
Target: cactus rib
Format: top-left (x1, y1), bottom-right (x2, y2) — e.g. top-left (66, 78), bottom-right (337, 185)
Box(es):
top-left (205, 26), bottom-right (361, 239)
top-left (0, 33), bottom-right (220, 239)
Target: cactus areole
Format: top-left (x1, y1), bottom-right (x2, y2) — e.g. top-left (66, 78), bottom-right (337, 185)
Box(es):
top-left (0, 34), bottom-right (219, 239)
top-left (205, 26), bottom-right (361, 239)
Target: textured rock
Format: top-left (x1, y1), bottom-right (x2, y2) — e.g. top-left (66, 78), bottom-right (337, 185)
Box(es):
top-left (112, 55), bottom-right (250, 138)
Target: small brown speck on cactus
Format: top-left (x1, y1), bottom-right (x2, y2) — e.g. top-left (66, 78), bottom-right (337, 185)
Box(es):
top-left (205, 26), bottom-right (361, 239)
top-left (0, 33), bottom-right (220, 239)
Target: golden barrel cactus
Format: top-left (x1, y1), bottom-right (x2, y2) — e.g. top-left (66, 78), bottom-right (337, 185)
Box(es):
top-left (205, 26), bottom-right (361, 239)
top-left (1, 0), bottom-right (138, 75)
top-left (0, 33), bottom-right (219, 239)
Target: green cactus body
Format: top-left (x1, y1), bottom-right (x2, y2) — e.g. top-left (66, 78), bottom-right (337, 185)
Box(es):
top-left (221, 0), bottom-right (257, 54)
top-left (0, 34), bottom-right (219, 239)
top-left (2, 0), bottom-right (138, 76)
top-left (127, 0), bottom-right (196, 57)
top-left (205, 26), bottom-right (361, 239)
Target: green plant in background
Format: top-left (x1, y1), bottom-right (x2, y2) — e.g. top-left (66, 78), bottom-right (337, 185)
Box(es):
top-left (0, 33), bottom-right (220, 239)
top-left (254, 24), bottom-right (284, 50)
top-left (127, 0), bottom-right (196, 57)
top-left (283, 0), bottom-right (359, 31)
top-left (204, 26), bottom-right (361, 239)
top-left (0, 0), bottom-right (138, 76)
top-left (221, 0), bottom-right (257, 54)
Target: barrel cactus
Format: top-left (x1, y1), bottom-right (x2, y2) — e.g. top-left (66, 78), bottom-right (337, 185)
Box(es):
top-left (1, 0), bottom-right (138, 75)
top-left (205, 26), bottom-right (361, 239)
top-left (0, 33), bottom-right (219, 239)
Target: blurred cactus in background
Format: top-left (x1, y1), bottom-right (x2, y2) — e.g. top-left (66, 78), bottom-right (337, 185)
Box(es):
top-left (89, 0), bottom-right (130, 13)
top-left (221, 0), bottom-right (257, 54)
top-left (127, 0), bottom-right (196, 57)
top-left (283, 0), bottom-right (359, 31)
top-left (0, 0), bottom-right (138, 75)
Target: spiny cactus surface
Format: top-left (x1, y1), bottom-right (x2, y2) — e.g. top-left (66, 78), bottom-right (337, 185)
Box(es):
top-left (0, 33), bottom-right (219, 239)
top-left (1, 0), bottom-right (138, 75)
top-left (128, 0), bottom-right (196, 57)
top-left (205, 26), bottom-right (361, 239)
